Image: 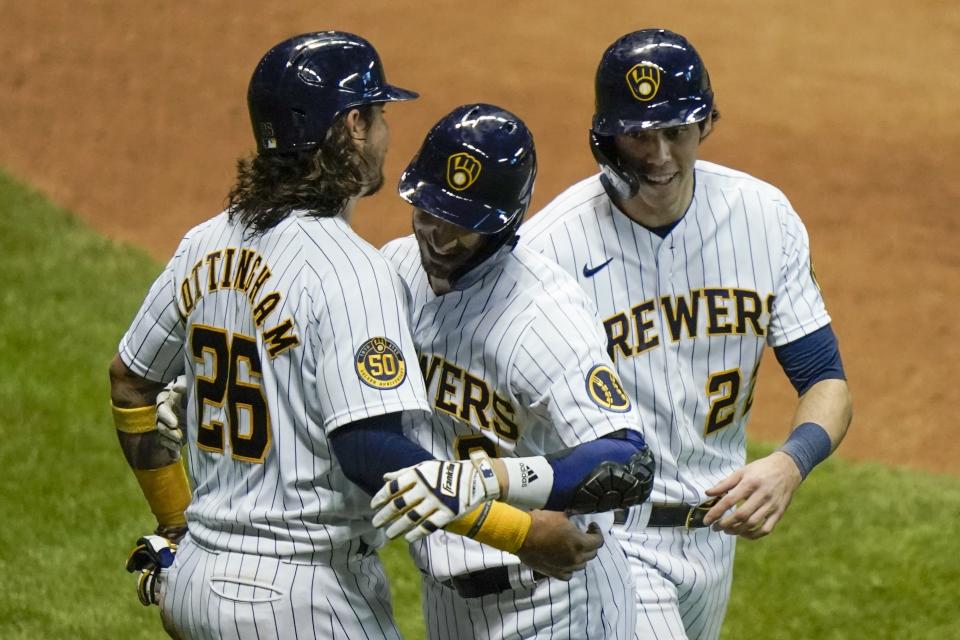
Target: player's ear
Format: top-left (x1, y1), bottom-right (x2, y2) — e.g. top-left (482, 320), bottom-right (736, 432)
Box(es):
top-left (343, 108), bottom-right (369, 145)
top-left (699, 104), bottom-right (720, 142)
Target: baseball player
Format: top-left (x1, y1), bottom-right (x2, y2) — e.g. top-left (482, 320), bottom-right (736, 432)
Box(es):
top-left (111, 32), bottom-right (606, 639)
top-left (374, 103), bottom-right (656, 639)
top-left (520, 29), bottom-right (853, 639)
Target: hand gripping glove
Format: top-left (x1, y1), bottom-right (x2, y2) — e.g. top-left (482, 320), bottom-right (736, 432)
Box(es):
top-left (126, 534), bottom-right (178, 606)
top-left (156, 375), bottom-right (187, 454)
top-left (371, 450), bottom-right (501, 542)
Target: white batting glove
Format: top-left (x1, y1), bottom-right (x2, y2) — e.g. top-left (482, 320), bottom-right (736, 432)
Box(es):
top-left (371, 451), bottom-right (501, 542)
top-left (156, 375), bottom-right (187, 455)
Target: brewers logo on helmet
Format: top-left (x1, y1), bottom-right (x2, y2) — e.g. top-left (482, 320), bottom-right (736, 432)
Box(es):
top-left (398, 103), bottom-right (536, 235)
top-left (446, 152), bottom-right (482, 191)
top-left (626, 63), bottom-right (661, 102)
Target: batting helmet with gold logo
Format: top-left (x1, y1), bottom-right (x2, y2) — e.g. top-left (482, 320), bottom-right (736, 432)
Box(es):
top-left (398, 103), bottom-right (536, 235)
top-left (592, 29), bottom-right (713, 135)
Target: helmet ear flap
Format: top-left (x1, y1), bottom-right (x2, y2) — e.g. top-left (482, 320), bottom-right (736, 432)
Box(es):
top-left (590, 131), bottom-right (639, 200)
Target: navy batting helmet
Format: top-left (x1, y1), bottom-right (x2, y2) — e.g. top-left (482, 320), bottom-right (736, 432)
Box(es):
top-left (399, 103), bottom-right (536, 235)
top-left (592, 29), bottom-right (714, 135)
top-left (247, 31), bottom-right (418, 154)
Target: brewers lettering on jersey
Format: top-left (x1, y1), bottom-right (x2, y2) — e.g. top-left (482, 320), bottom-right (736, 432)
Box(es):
top-left (385, 234), bottom-right (640, 639)
top-left (109, 32), bottom-right (431, 639)
top-left (379, 103), bottom-right (659, 639)
top-left (521, 30), bottom-right (852, 640)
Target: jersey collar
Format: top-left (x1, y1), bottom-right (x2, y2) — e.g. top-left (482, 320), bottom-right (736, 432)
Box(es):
top-left (444, 236), bottom-right (519, 294)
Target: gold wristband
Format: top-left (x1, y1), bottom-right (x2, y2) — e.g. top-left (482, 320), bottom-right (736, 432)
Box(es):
top-left (445, 501), bottom-right (532, 554)
top-left (112, 404), bottom-right (158, 434)
top-left (132, 461), bottom-right (191, 528)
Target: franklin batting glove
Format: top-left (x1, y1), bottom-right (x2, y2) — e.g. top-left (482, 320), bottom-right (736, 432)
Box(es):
top-left (371, 450), bottom-right (500, 542)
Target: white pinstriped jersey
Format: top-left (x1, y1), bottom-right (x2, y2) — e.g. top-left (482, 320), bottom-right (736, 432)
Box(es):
top-left (520, 161), bottom-right (830, 505)
top-left (522, 162), bottom-right (830, 639)
top-left (120, 209), bottom-right (430, 557)
top-left (382, 237), bottom-right (641, 581)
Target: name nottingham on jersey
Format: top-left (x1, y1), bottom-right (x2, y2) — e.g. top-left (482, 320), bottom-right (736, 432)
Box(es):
top-left (174, 245), bottom-right (299, 357)
top-left (120, 210), bottom-right (430, 557)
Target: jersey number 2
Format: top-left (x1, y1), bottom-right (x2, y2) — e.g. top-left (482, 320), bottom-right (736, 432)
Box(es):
top-left (191, 325), bottom-right (271, 463)
top-left (704, 367), bottom-right (758, 436)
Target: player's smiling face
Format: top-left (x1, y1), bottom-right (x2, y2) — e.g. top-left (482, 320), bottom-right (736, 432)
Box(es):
top-left (614, 123), bottom-right (700, 220)
top-left (412, 208), bottom-right (486, 288)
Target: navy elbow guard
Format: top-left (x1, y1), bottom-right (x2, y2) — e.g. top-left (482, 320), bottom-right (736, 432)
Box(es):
top-left (566, 446), bottom-right (655, 515)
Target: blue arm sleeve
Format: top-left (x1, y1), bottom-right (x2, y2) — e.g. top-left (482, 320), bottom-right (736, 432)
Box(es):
top-left (329, 413), bottom-right (434, 496)
top-left (773, 324), bottom-right (846, 395)
top-left (543, 429), bottom-right (647, 511)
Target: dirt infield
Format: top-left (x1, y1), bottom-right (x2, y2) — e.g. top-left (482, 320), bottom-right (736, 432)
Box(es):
top-left (3, 2), bottom-right (957, 475)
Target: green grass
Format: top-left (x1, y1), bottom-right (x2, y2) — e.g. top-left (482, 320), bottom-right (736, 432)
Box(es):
top-left (0, 169), bottom-right (957, 639)
top-left (725, 445), bottom-right (960, 639)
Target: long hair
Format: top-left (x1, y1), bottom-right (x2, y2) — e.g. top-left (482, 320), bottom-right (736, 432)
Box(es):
top-left (227, 107), bottom-right (379, 233)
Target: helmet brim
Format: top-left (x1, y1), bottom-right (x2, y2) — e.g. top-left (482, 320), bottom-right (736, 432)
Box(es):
top-left (368, 84), bottom-right (419, 103)
top-left (593, 99), bottom-right (712, 135)
top-left (398, 171), bottom-right (520, 235)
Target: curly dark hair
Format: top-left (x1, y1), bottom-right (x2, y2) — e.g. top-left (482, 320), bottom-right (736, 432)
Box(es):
top-left (227, 107), bottom-right (380, 234)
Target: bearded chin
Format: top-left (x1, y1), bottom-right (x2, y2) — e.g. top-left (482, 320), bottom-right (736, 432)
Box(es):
top-left (358, 147), bottom-right (385, 197)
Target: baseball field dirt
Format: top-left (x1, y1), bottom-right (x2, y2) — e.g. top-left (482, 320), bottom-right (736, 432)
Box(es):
top-left (2, 2), bottom-right (956, 475)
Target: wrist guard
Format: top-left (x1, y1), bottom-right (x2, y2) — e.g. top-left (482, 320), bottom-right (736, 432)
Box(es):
top-left (501, 456), bottom-right (554, 510)
top-left (567, 446), bottom-right (655, 515)
top-left (446, 501), bottom-right (532, 554)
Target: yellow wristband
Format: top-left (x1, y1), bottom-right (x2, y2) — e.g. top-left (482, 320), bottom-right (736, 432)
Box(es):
top-left (445, 501), bottom-right (532, 554)
top-left (132, 461), bottom-right (191, 528)
top-left (112, 404), bottom-right (158, 434)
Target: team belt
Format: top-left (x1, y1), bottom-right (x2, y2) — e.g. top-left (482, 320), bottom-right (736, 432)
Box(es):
top-left (613, 498), bottom-right (720, 529)
top-left (443, 567), bottom-right (545, 599)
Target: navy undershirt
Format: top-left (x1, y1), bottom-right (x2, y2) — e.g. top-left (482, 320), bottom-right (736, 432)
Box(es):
top-left (645, 218), bottom-right (682, 237)
top-left (774, 324), bottom-right (846, 395)
top-left (543, 428), bottom-right (647, 511)
top-left (329, 413), bottom-right (432, 496)
top-left (330, 413), bottom-right (648, 510)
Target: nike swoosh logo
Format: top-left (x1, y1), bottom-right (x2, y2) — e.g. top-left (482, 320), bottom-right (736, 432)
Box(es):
top-left (582, 257), bottom-right (614, 278)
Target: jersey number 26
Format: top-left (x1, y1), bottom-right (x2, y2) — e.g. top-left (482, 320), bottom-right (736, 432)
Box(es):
top-left (191, 325), bottom-right (271, 463)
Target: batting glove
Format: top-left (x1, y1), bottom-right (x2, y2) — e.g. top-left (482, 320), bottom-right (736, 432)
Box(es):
top-left (126, 534), bottom-right (178, 606)
top-left (371, 451), bottom-right (501, 542)
top-left (156, 375), bottom-right (187, 455)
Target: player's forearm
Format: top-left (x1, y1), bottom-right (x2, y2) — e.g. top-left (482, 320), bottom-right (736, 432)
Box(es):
top-left (791, 378), bottom-right (852, 450)
top-left (110, 354), bottom-right (165, 409)
top-left (490, 429), bottom-right (654, 512)
top-left (110, 355), bottom-right (179, 469)
top-left (110, 354), bottom-right (191, 531)
top-left (777, 378), bottom-right (852, 480)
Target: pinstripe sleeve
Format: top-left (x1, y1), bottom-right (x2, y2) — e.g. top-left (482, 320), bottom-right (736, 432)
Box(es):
top-left (509, 295), bottom-right (641, 447)
top-left (310, 245), bottom-right (430, 432)
top-left (118, 243), bottom-right (188, 383)
top-left (766, 204), bottom-right (831, 347)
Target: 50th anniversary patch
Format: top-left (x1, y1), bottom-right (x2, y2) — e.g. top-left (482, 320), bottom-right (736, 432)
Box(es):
top-left (586, 364), bottom-right (632, 412)
top-left (355, 337), bottom-right (407, 389)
